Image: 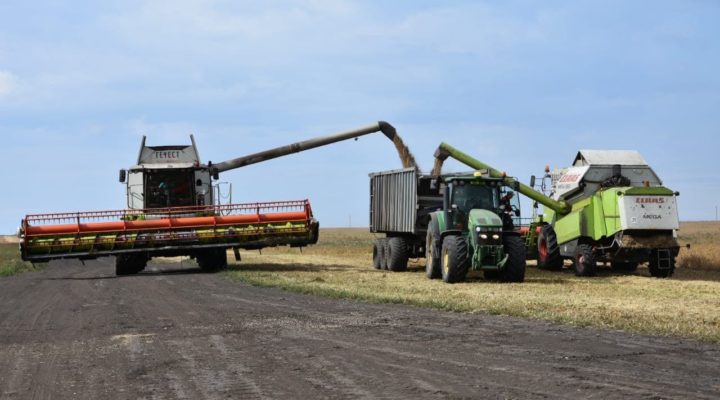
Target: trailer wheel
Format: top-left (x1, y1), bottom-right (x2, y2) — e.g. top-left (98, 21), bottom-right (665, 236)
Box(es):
top-left (440, 235), bottom-right (469, 283)
top-left (611, 261), bottom-right (638, 272)
top-left (537, 225), bottom-right (563, 271)
top-left (115, 253), bottom-right (147, 276)
top-left (425, 220), bottom-right (441, 279)
top-left (372, 239), bottom-right (383, 269)
top-left (501, 235), bottom-right (526, 283)
top-left (197, 248), bottom-right (228, 272)
top-left (387, 237), bottom-right (409, 272)
top-left (382, 239), bottom-right (391, 270)
top-left (649, 249), bottom-right (675, 278)
top-left (573, 244), bottom-right (597, 277)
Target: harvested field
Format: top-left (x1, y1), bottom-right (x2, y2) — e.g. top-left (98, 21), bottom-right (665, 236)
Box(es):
top-left (227, 225), bottom-right (720, 342)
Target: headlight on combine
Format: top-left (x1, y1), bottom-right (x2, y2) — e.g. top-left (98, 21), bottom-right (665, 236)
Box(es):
top-left (480, 233), bottom-right (488, 240)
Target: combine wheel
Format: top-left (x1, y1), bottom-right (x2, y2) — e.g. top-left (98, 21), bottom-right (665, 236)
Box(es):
top-left (648, 249), bottom-right (675, 278)
top-left (501, 236), bottom-right (526, 283)
top-left (573, 244), bottom-right (597, 277)
top-left (387, 237), bottom-right (409, 272)
top-left (115, 253), bottom-right (147, 276)
top-left (372, 239), bottom-right (383, 269)
top-left (197, 248), bottom-right (228, 272)
top-left (440, 235), bottom-right (469, 284)
top-left (537, 225), bottom-right (563, 271)
top-left (611, 261), bottom-right (638, 272)
top-left (425, 219), bottom-right (441, 279)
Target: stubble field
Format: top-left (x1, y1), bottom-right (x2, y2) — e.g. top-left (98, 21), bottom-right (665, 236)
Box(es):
top-left (227, 222), bottom-right (720, 342)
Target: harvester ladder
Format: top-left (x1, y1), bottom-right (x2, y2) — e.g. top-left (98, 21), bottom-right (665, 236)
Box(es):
top-left (657, 249), bottom-right (672, 270)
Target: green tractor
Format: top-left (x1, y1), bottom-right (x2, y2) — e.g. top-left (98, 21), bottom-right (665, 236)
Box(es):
top-left (425, 174), bottom-right (527, 283)
top-left (368, 166), bottom-right (526, 284)
top-left (434, 143), bottom-right (682, 278)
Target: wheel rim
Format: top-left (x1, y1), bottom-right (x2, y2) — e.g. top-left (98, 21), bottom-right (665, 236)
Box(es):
top-left (539, 238), bottom-right (548, 261)
top-left (577, 254), bottom-right (585, 273)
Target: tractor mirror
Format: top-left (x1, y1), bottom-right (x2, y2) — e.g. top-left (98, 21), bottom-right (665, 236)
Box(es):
top-left (513, 181), bottom-right (520, 192)
top-left (533, 201), bottom-right (538, 209)
top-left (119, 169), bottom-right (126, 183)
top-left (530, 175), bottom-right (536, 188)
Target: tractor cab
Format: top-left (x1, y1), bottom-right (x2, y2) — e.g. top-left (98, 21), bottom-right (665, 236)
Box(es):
top-left (443, 174), bottom-right (520, 232)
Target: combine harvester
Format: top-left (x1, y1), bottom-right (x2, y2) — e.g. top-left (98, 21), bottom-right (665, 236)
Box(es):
top-left (434, 143), bottom-right (681, 278)
top-left (19, 122), bottom-right (402, 275)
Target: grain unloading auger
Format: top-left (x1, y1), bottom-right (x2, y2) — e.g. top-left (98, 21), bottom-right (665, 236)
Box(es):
top-left (434, 143), bottom-right (681, 278)
top-left (20, 122), bottom-right (400, 275)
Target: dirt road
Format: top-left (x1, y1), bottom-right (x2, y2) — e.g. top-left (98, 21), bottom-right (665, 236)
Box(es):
top-left (0, 259), bottom-right (718, 399)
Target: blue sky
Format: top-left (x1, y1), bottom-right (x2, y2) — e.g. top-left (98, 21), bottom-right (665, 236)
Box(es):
top-left (1, 0), bottom-right (718, 232)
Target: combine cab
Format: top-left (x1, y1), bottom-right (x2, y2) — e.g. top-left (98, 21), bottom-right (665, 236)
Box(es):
top-left (20, 122), bottom-right (399, 275)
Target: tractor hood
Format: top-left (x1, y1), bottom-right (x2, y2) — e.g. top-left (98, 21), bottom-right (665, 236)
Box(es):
top-left (468, 209), bottom-right (503, 230)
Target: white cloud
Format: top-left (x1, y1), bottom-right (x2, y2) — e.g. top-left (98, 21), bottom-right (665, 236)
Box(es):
top-left (0, 70), bottom-right (17, 96)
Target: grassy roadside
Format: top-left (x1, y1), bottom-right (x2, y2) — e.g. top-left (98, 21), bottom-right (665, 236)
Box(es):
top-left (226, 226), bottom-right (720, 343)
top-left (0, 243), bottom-right (41, 277)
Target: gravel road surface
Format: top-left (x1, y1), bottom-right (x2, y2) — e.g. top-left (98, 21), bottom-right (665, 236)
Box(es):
top-left (1, 258), bottom-right (718, 399)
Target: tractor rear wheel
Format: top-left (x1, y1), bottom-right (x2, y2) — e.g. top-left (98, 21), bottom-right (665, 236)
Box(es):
top-left (197, 248), bottom-right (228, 272)
top-left (649, 249), bottom-right (675, 278)
top-left (501, 235), bottom-right (526, 283)
top-left (372, 239), bottom-right (383, 269)
top-left (387, 237), bottom-right (409, 272)
top-left (425, 219), bottom-right (441, 279)
top-left (440, 235), bottom-right (469, 284)
top-left (573, 244), bottom-right (597, 277)
top-left (537, 225), bottom-right (563, 271)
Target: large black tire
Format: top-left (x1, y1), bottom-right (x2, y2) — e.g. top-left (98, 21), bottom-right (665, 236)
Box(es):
top-left (115, 253), bottom-right (147, 276)
top-left (537, 225), bottom-right (563, 271)
top-left (440, 235), bottom-right (469, 284)
top-left (573, 244), bottom-right (597, 277)
top-left (382, 239), bottom-right (391, 270)
top-left (611, 261), bottom-right (638, 272)
top-left (387, 237), bottom-right (409, 272)
top-left (372, 239), bottom-right (383, 269)
top-left (649, 249), bottom-right (675, 278)
top-left (425, 219), bottom-right (442, 279)
top-left (501, 235), bottom-right (526, 283)
top-left (197, 248), bottom-right (228, 272)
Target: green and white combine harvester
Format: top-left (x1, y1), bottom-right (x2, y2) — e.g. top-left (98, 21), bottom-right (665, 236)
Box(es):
top-left (434, 143), bottom-right (681, 278)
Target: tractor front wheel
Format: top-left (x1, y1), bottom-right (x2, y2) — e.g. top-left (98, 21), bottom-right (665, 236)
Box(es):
top-left (440, 235), bottom-right (469, 284)
top-left (573, 244), bottom-right (597, 277)
top-left (501, 235), bottom-right (526, 283)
